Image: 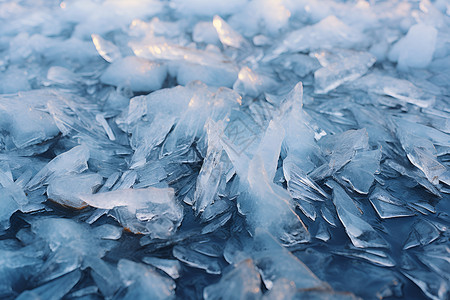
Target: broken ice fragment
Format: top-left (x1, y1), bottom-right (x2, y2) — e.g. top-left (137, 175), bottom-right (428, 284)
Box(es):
top-left (0, 92), bottom-right (60, 150)
top-left (312, 129), bottom-right (369, 180)
top-left (46, 173), bottom-right (103, 209)
top-left (388, 24), bottom-right (437, 70)
top-left (201, 212), bottom-right (233, 234)
top-left (369, 187), bottom-right (414, 219)
top-left (80, 187), bottom-right (183, 237)
top-left (26, 145), bottom-right (90, 191)
top-left (92, 224), bottom-right (122, 240)
top-left (203, 259), bottom-right (261, 300)
top-left (333, 248), bottom-right (395, 267)
top-left (269, 16), bottom-right (364, 57)
top-left (173, 246), bottom-right (221, 274)
top-left (233, 66), bottom-right (278, 97)
top-left (31, 218), bottom-right (116, 257)
top-left (416, 243), bottom-right (450, 282)
top-left (403, 219), bottom-right (440, 249)
top-left (95, 114), bottom-right (116, 141)
top-left (351, 73), bottom-right (435, 108)
top-left (130, 38), bottom-right (238, 87)
top-left (0, 186), bottom-right (21, 231)
top-left (338, 148), bottom-right (381, 194)
top-left (193, 120), bottom-right (228, 216)
top-left (213, 15), bottom-right (249, 49)
top-left (193, 21), bottom-right (220, 45)
top-left (283, 158), bottom-right (327, 202)
top-left (321, 206), bottom-right (338, 227)
top-left (142, 257), bottom-right (181, 279)
top-left (393, 117), bottom-right (448, 184)
top-left (251, 230), bottom-right (328, 290)
top-left (46, 66), bottom-right (84, 87)
top-left (401, 253), bottom-right (449, 300)
top-left (118, 259), bottom-right (176, 299)
top-left (100, 56), bottom-right (167, 92)
top-left (263, 278), bottom-right (362, 299)
top-left (315, 221), bottom-right (331, 242)
top-left (91, 34), bottom-right (122, 63)
top-left (16, 270), bottom-right (81, 300)
top-left (0, 165), bottom-right (28, 229)
top-left (314, 49), bottom-right (375, 94)
top-left (328, 180), bottom-right (388, 248)
top-left (235, 124), bottom-right (310, 245)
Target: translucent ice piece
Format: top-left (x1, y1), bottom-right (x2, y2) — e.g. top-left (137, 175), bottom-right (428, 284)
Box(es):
top-left (175, 61), bottom-right (239, 87)
top-left (0, 186), bottom-right (20, 231)
top-left (314, 50), bottom-right (376, 94)
top-left (46, 173), bottom-right (103, 209)
top-left (193, 21), bottom-right (220, 45)
top-left (333, 248), bottom-right (395, 267)
top-left (401, 258), bottom-right (448, 300)
top-left (193, 121), bottom-right (228, 215)
top-left (173, 246), bottom-right (221, 274)
top-left (91, 34), bottom-right (122, 63)
top-left (26, 145), bottom-right (90, 191)
top-left (46, 66), bottom-right (84, 87)
top-left (283, 157), bottom-right (328, 202)
top-left (142, 257), bottom-right (181, 279)
top-left (312, 129), bottom-right (369, 180)
top-left (161, 84), bottom-right (242, 157)
top-left (270, 53), bottom-right (321, 77)
top-left (384, 159), bottom-right (441, 197)
top-left (416, 243), bottom-right (450, 282)
top-left (229, 120), bottom-right (310, 245)
top-left (95, 113), bottom-right (116, 141)
top-left (31, 218), bottom-right (116, 257)
top-left (328, 181), bottom-right (388, 248)
top-left (388, 24), bottom-right (437, 70)
top-left (130, 38), bottom-right (238, 86)
top-left (338, 149), bottom-right (382, 194)
top-left (351, 73), bottom-right (435, 108)
top-left (403, 219), bottom-right (440, 249)
top-left (16, 270), bottom-right (81, 300)
top-left (213, 15), bottom-right (249, 49)
top-left (100, 56), bottom-right (167, 92)
top-left (203, 259), bottom-right (261, 300)
top-left (233, 66), bottom-right (279, 97)
top-left (250, 230), bottom-right (328, 290)
top-left (263, 278), bottom-right (361, 300)
top-left (118, 259), bottom-right (175, 300)
top-left (90, 259), bottom-right (121, 298)
top-left (0, 66), bottom-right (30, 94)
top-left (369, 187), bottom-right (414, 219)
top-left (35, 248), bottom-right (81, 284)
top-left (315, 221), bottom-right (331, 241)
top-left (0, 92), bottom-right (59, 150)
top-left (69, 286), bottom-right (98, 298)
top-left (80, 188), bottom-right (183, 237)
top-left (393, 117), bottom-right (448, 184)
top-left (92, 224), bottom-right (122, 240)
top-left (269, 16), bottom-right (364, 57)
top-left (281, 83), bottom-right (323, 173)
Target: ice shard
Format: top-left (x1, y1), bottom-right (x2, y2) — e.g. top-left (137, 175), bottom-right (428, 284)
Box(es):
top-left (328, 181), bottom-right (388, 248)
top-left (80, 188), bottom-right (183, 237)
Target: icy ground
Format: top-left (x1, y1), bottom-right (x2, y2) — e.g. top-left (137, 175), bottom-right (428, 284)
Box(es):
top-left (0, 0), bottom-right (449, 299)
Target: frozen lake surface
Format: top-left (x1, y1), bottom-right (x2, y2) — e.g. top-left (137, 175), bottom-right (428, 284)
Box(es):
top-left (0, 0), bottom-right (449, 299)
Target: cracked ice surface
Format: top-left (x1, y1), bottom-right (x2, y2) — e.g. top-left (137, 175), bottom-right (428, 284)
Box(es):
top-left (0, 0), bottom-right (449, 299)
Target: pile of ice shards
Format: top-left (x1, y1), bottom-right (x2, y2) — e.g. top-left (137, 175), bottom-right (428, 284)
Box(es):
top-left (0, 0), bottom-right (449, 299)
